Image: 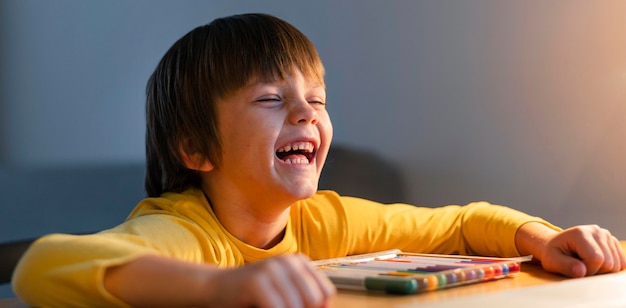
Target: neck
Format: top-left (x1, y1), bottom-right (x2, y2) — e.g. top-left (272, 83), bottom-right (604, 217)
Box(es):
top-left (202, 185), bottom-right (293, 249)
top-left (228, 209), bottom-right (290, 249)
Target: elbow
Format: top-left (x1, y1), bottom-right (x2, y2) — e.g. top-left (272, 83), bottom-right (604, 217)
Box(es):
top-left (11, 236), bottom-right (65, 307)
top-left (11, 241), bottom-right (46, 305)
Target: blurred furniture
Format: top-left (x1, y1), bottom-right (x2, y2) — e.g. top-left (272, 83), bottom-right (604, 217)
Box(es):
top-left (0, 238), bottom-right (35, 285)
top-left (319, 144), bottom-right (408, 204)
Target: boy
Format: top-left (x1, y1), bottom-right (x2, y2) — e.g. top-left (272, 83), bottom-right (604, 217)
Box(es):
top-left (13, 13), bottom-right (625, 308)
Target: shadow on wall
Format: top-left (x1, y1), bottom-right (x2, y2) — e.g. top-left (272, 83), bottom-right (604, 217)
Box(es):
top-left (319, 144), bottom-right (408, 204)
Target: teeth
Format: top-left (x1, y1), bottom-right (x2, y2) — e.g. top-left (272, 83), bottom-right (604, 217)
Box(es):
top-left (283, 158), bottom-right (310, 164)
top-left (276, 142), bottom-right (314, 153)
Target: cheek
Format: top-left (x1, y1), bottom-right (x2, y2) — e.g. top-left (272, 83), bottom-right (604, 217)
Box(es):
top-left (318, 113), bottom-right (333, 142)
top-left (237, 120), bottom-right (282, 156)
top-left (223, 111), bottom-right (273, 140)
top-left (317, 116), bottom-right (333, 164)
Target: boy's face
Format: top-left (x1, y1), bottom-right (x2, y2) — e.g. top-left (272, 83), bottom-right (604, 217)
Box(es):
top-left (208, 69), bottom-right (332, 205)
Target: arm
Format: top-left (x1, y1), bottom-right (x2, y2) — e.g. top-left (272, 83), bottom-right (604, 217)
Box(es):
top-left (14, 234), bottom-right (334, 308)
top-left (104, 253), bottom-right (335, 308)
top-left (515, 222), bottom-right (626, 277)
top-left (12, 216), bottom-right (334, 307)
top-left (320, 194), bottom-right (561, 258)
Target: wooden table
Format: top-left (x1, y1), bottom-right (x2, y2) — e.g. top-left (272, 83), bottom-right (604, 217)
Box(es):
top-left (2, 242), bottom-right (625, 307)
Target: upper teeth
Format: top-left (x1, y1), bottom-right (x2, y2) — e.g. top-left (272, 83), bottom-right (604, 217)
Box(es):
top-left (277, 142), bottom-right (314, 153)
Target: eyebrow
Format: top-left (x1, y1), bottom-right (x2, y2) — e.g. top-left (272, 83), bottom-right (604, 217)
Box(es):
top-left (245, 78), bottom-right (325, 91)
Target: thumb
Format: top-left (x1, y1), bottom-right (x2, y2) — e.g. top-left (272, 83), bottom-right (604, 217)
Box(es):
top-left (543, 250), bottom-right (587, 278)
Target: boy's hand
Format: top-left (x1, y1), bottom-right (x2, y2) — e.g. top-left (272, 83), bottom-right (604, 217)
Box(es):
top-left (517, 223), bottom-right (626, 278)
top-left (104, 253), bottom-right (334, 308)
top-left (208, 254), bottom-right (336, 308)
top-left (539, 225), bottom-right (626, 277)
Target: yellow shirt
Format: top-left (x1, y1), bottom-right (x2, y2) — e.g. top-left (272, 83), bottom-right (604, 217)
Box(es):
top-left (13, 188), bottom-right (557, 307)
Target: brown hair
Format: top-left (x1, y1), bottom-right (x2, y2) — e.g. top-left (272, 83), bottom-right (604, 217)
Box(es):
top-left (145, 13), bottom-right (325, 197)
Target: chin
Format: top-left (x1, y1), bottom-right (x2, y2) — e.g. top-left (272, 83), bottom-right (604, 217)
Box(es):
top-left (287, 182), bottom-right (318, 200)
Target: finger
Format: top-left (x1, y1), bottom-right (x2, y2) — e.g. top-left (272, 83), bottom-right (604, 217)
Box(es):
top-left (246, 258), bottom-right (303, 308)
top-left (285, 254), bottom-right (335, 308)
top-left (291, 255), bottom-right (336, 307)
top-left (307, 263), bottom-right (336, 299)
top-left (589, 228), bottom-right (623, 274)
top-left (592, 230), bottom-right (615, 274)
top-left (571, 232), bottom-right (605, 276)
top-left (611, 236), bottom-right (625, 272)
top-left (252, 273), bottom-right (287, 308)
top-left (287, 267), bottom-right (322, 307)
top-left (301, 257), bottom-right (336, 299)
top-left (545, 249), bottom-right (587, 278)
top-left (616, 237), bottom-right (626, 271)
top-left (603, 234), bottom-right (620, 273)
top-left (269, 258), bottom-right (303, 308)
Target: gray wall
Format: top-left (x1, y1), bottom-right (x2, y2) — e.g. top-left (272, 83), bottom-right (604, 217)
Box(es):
top-left (2, 0), bottom-right (626, 297)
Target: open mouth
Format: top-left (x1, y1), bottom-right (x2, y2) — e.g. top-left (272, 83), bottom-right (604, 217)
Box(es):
top-left (276, 141), bottom-right (316, 164)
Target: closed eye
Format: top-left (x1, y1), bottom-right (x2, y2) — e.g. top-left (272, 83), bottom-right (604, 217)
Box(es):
top-left (255, 96), bottom-right (283, 108)
top-left (309, 100), bottom-right (326, 108)
top-left (256, 98), bottom-right (281, 102)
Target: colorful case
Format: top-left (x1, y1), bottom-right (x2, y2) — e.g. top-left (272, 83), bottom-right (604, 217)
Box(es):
top-left (313, 249), bottom-right (532, 294)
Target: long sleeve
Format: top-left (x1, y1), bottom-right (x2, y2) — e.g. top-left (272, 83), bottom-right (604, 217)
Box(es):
top-left (294, 191), bottom-right (561, 259)
top-left (13, 233), bottom-right (154, 307)
top-left (11, 210), bottom-right (221, 308)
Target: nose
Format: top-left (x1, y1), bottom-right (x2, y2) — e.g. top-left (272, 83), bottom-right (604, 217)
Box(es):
top-left (289, 99), bottom-right (318, 125)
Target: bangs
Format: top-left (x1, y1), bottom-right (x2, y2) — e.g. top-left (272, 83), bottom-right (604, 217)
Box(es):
top-left (206, 14), bottom-right (325, 98)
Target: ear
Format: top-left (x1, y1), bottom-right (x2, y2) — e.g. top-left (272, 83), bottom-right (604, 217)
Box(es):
top-left (179, 144), bottom-right (214, 172)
